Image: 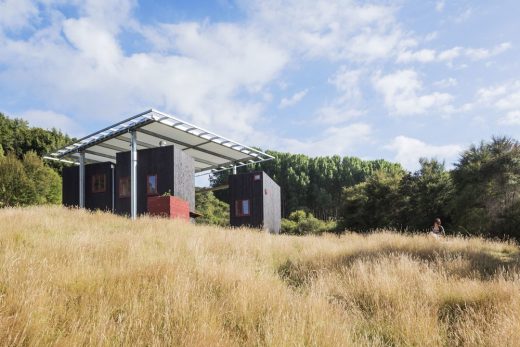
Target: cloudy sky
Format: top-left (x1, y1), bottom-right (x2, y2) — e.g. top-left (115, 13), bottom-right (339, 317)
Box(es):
top-left (1, 0), bottom-right (519, 171)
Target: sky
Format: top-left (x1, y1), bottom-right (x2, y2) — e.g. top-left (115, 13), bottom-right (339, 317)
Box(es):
top-left (1, 0), bottom-right (519, 171)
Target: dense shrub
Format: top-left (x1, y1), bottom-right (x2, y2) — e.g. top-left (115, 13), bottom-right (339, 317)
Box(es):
top-left (281, 210), bottom-right (337, 235)
top-left (0, 152), bottom-right (61, 207)
top-left (195, 191), bottom-right (229, 226)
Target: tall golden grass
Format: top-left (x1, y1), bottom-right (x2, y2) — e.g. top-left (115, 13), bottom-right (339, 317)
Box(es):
top-left (1, 206), bottom-right (520, 346)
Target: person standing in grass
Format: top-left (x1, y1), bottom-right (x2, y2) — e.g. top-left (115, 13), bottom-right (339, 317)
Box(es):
top-left (430, 218), bottom-right (445, 238)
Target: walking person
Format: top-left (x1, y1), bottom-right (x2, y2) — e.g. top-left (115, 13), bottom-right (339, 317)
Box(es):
top-left (430, 218), bottom-right (445, 239)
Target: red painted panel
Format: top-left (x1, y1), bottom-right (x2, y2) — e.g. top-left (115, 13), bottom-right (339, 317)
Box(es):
top-left (147, 196), bottom-right (190, 221)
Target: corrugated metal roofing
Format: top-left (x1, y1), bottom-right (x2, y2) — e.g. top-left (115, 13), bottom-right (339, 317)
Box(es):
top-left (48, 109), bottom-right (273, 174)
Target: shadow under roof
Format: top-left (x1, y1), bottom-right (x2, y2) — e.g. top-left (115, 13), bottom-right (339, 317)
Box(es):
top-left (48, 109), bottom-right (274, 174)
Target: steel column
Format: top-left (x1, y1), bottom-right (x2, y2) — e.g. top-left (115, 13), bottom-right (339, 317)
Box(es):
top-left (130, 131), bottom-right (138, 219)
top-left (79, 151), bottom-right (85, 208)
top-left (111, 164), bottom-right (115, 212)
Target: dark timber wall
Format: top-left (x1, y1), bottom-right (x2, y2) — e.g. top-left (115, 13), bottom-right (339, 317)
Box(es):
top-left (228, 171), bottom-right (281, 233)
top-left (62, 165), bottom-right (79, 207)
top-left (115, 145), bottom-right (195, 216)
top-left (62, 162), bottom-right (114, 211)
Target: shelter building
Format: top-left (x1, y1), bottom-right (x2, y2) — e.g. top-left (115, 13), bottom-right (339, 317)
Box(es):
top-left (47, 109), bottom-right (281, 232)
top-left (229, 171), bottom-right (281, 234)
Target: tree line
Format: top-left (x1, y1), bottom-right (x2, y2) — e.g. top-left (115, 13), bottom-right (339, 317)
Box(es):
top-left (1, 112), bottom-right (519, 239)
top-left (211, 153), bottom-right (403, 219)
top-left (0, 113), bottom-right (72, 207)
top-left (211, 137), bottom-right (520, 239)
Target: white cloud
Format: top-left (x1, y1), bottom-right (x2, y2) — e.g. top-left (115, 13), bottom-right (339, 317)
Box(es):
top-left (0, 3), bottom-right (289, 141)
top-left (279, 89), bottom-right (308, 109)
top-left (281, 123), bottom-right (372, 157)
top-left (0, 0), bottom-right (39, 31)
top-left (386, 136), bottom-right (463, 170)
top-left (329, 67), bottom-right (362, 101)
top-left (314, 66), bottom-right (364, 124)
top-left (372, 69), bottom-right (452, 116)
top-left (63, 18), bottom-right (122, 68)
top-left (424, 31), bottom-right (438, 42)
top-left (438, 47), bottom-right (463, 62)
top-left (435, 1), bottom-right (445, 12)
top-left (476, 81), bottom-right (520, 125)
top-left (241, 0), bottom-right (402, 62)
top-left (399, 42), bottom-right (511, 65)
top-left (397, 49), bottom-right (436, 63)
top-left (465, 42), bottom-right (512, 60)
top-left (434, 78), bottom-right (458, 88)
top-left (499, 111), bottom-right (520, 125)
top-left (18, 109), bottom-right (84, 137)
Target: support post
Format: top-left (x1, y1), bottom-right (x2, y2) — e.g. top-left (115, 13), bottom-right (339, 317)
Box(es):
top-left (79, 151), bottom-right (85, 208)
top-left (130, 130), bottom-right (138, 219)
top-left (232, 165), bottom-right (237, 175)
top-left (111, 164), bottom-right (115, 212)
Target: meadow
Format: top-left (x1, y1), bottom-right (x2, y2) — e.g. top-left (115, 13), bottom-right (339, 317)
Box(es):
top-left (1, 206), bottom-right (520, 346)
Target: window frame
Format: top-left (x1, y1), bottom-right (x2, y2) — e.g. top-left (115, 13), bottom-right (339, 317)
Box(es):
top-left (235, 199), bottom-right (251, 217)
top-left (91, 174), bottom-right (107, 193)
top-left (119, 176), bottom-right (130, 198)
top-left (146, 174), bottom-right (158, 196)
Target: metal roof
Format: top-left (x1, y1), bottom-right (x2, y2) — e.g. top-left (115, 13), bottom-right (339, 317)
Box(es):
top-left (47, 109), bottom-right (273, 175)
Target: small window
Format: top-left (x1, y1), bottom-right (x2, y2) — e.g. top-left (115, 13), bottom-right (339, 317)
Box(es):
top-left (254, 174), bottom-right (261, 181)
top-left (92, 174), bottom-right (106, 193)
top-left (147, 175), bottom-right (158, 195)
top-left (119, 177), bottom-right (130, 198)
top-left (236, 199), bottom-right (251, 216)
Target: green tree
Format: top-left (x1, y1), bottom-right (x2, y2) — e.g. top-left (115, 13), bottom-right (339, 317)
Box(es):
top-left (0, 112), bottom-right (73, 173)
top-left (210, 150), bottom-right (402, 219)
top-left (22, 152), bottom-right (62, 205)
top-left (0, 152), bottom-right (61, 207)
top-left (0, 154), bottom-right (33, 206)
top-left (195, 191), bottom-right (230, 226)
top-left (340, 168), bottom-right (406, 231)
top-left (451, 137), bottom-right (520, 237)
top-left (398, 158), bottom-right (454, 231)
top-left (281, 210), bottom-right (337, 235)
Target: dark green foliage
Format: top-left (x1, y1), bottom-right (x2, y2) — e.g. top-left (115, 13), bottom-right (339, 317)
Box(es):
top-left (281, 210), bottom-right (337, 235)
top-left (195, 191), bottom-right (230, 226)
top-left (341, 159), bottom-right (454, 232)
top-left (0, 152), bottom-right (61, 207)
top-left (0, 112), bottom-right (68, 207)
top-left (2, 109), bottom-right (520, 239)
top-left (211, 150), bottom-right (403, 219)
top-left (341, 168), bottom-right (406, 231)
top-left (398, 159), bottom-right (454, 230)
top-left (450, 137), bottom-right (520, 238)
top-left (0, 112), bottom-right (73, 173)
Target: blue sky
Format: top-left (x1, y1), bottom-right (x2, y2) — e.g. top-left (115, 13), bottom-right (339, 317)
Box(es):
top-left (1, 0), bottom-right (519, 171)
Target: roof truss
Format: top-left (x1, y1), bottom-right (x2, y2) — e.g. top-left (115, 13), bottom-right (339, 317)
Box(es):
top-left (48, 109), bottom-right (273, 174)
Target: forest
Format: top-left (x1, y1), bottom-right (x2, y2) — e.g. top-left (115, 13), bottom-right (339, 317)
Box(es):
top-left (1, 112), bottom-right (519, 239)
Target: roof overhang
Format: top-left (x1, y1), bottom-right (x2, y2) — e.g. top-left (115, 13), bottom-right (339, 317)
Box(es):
top-left (47, 109), bottom-right (273, 175)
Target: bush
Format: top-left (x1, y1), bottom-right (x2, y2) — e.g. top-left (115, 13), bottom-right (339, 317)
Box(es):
top-left (195, 191), bottom-right (229, 226)
top-left (281, 210), bottom-right (337, 235)
top-left (0, 152), bottom-right (61, 207)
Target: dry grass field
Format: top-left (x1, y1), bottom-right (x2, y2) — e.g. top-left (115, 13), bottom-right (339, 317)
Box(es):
top-left (1, 206), bottom-right (520, 346)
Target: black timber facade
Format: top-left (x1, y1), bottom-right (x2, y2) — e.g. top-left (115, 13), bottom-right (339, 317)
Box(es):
top-left (61, 145), bottom-right (195, 215)
top-left (115, 145), bottom-right (195, 215)
top-left (228, 171), bottom-right (281, 233)
top-left (62, 162), bottom-right (114, 211)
